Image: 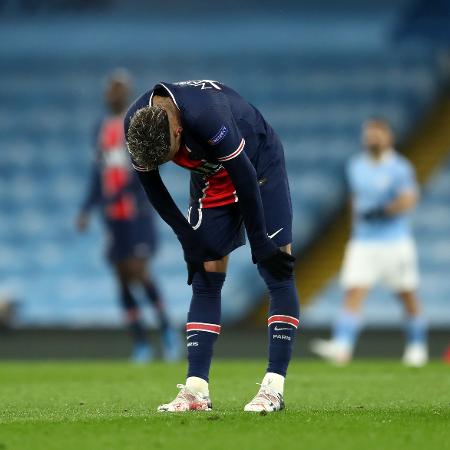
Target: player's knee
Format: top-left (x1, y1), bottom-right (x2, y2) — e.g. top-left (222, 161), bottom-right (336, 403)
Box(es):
top-left (203, 257), bottom-right (228, 273)
top-left (191, 271), bottom-right (226, 297)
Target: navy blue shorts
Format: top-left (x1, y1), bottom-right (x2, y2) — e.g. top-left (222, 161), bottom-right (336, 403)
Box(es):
top-left (105, 216), bottom-right (157, 264)
top-left (187, 158), bottom-right (293, 260)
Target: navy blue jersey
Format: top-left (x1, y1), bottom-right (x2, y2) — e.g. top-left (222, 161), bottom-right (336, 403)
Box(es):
top-left (124, 80), bottom-right (288, 262)
top-left (125, 80), bottom-right (282, 209)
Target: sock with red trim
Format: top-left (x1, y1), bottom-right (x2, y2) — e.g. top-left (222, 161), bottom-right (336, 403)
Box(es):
top-left (186, 271), bottom-right (225, 383)
top-left (258, 265), bottom-right (300, 377)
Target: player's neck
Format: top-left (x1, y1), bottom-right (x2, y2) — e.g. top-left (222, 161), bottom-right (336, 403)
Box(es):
top-left (108, 110), bottom-right (125, 119)
top-left (153, 95), bottom-right (181, 129)
top-left (367, 147), bottom-right (393, 163)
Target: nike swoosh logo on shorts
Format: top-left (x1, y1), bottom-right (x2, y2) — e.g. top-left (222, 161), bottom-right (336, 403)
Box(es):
top-left (268, 228), bottom-right (284, 239)
top-left (187, 334), bottom-right (198, 340)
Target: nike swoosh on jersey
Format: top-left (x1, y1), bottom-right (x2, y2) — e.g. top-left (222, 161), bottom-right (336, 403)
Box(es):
top-left (268, 228), bottom-right (284, 239)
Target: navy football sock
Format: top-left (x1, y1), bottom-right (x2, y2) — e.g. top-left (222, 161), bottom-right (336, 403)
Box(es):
top-left (143, 279), bottom-right (169, 330)
top-left (258, 265), bottom-right (300, 377)
top-left (186, 271), bottom-right (225, 382)
top-left (119, 284), bottom-right (147, 344)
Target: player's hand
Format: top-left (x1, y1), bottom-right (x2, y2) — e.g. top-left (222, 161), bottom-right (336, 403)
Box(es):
top-left (76, 213), bottom-right (89, 232)
top-left (180, 233), bottom-right (221, 265)
top-left (258, 249), bottom-right (296, 280)
top-left (360, 207), bottom-right (387, 221)
top-left (179, 233), bottom-right (221, 285)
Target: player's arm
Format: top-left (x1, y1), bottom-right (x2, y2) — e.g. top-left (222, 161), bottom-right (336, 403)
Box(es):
top-left (77, 120), bottom-right (106, 231)
top-left (76, 158), bottom-right (102, 232)
top-left (194, 107), bottom-right (294, 279)
top-left (134, 169), bottom-right (221, 265)
top-left (361, 160), bottom-right (418, 221)
top-left (384, 190), bottom-right (418, 215)
top-left (382, 159), bottom-right (419, 216)
top-left (385, 176), bottom-right (419, 215)
top-left (81, 163), bottom-right (102, 212)
top-left (123, 92), bottom-right (219, 268)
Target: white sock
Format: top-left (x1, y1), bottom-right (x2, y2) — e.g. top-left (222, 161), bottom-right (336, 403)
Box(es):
top-left (186, 376), bottom-right (209, 396)
top-left (262, 372), bottom-right (285, 395)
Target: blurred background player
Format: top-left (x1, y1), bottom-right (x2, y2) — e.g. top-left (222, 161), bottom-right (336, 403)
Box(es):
top-left (76, 69), bottom-right (181, 363)
top-left (311, 118), bottom-right (428, 367)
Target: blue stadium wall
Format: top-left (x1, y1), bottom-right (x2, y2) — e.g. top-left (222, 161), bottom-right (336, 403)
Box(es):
top-left (0, 0), bottom-right (447, 327)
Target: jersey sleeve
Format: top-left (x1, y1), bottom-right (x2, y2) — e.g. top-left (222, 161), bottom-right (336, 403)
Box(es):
top-left (394, 160), bottom-right (418, 195)
top-left (191, 105), bottom-right (245, 163)
top-left (136, 170), bottom-right (222, 263)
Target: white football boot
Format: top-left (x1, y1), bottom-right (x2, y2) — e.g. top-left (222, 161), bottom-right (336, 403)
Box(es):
top-left (157, 384), bottom-right (212, 412)
top-left (403, 343), bottom-right (428, 367)
top-left (310, 339), bottom-right (352, 365)
top-left (244, 383), bottom-right (285, 412)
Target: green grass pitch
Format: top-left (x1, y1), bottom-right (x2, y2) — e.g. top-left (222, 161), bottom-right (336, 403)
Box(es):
top-left (0, 360), bottom-right (448, 450)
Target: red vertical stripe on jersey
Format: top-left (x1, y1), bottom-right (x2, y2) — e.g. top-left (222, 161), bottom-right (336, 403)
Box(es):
top-left (99, 117), bottom-right (136, 220)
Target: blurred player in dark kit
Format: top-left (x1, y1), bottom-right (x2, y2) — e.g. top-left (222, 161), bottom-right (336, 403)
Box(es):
top-left (77, 70), bottom-right (181, 362)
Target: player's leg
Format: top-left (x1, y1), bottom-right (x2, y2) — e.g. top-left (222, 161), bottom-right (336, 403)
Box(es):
top-left (184, 257), bottom-right (228, 395)
top-left (157, 257), bottom-right (228, 412)
top-left (335, 287), bottom-right (367, 351)
top-left (397, 290), bottom-right (428, 366)
top-left (158, 205), bottom-right (243, 412)
top-left (126, 257), bottom-right (182, 361)
top-left (311, 287), bottom-right (368, 364)
top-left (335, 242), bottom-right (372, 357)
top-left (130, 257), bottom-right (169, 326)
top-left (184, 206), bottom-right (243, 391)
top-left (310, 240), bottom-right (376, 364)
top-left (106, 221), bottom-right (153, 362)
top-left (244, 158), bottom-right (299, 412)
top-left (255, 242), bottom-right (299, 391)
top-left (114, 259), bottom-right (153, 362)
top-left (387, 239), bottom-right (427, 366)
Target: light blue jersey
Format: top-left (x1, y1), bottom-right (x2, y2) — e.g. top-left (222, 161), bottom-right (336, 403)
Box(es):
top-left (347, 150), bottom-right (417, 241)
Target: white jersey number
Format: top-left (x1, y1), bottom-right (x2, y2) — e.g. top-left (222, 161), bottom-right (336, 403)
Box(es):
top-left (175, 80), bottom-right (222, 90)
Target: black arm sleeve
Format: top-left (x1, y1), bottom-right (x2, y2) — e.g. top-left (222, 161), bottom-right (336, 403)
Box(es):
top-left (221, 152), bottom-right (277, 261)
top-left (80, 163), bottom-right (102, 213)
top-left (136, 170), bottom-right (193, 239)
top-left (136, 170), bottom-right (221, 262)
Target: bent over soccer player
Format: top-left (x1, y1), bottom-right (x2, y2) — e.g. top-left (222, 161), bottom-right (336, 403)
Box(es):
top-left (125, 80), bottom-right (299, 412)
